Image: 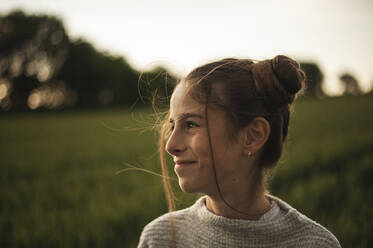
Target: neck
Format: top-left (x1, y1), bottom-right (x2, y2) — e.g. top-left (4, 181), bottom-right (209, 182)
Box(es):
top-left (205, 186), bottom-right (271, 220)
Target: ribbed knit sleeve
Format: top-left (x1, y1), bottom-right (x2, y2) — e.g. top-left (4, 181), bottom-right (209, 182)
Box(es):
top-left (138, 214), bottom-right (173, 248)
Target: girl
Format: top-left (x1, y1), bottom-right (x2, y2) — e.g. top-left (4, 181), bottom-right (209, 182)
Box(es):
top-left (138, 55), bottom-right (341, 248)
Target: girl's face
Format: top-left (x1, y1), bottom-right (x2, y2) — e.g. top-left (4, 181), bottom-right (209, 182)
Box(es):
top-left (166, 83), bottom-right (247, 196)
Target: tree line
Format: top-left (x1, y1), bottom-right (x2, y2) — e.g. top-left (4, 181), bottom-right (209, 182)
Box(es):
top-left (0, 10), bottom-right (365, 112)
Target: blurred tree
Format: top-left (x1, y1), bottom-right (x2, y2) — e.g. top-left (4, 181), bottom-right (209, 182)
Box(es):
top-left (137, 66), bottom-right (176, 107)
top-left (339, 73), bottom-right (362, 96)
top-left (300, 62), bottom-right (325, 98)
top-left (0, 10), bottom-right (177, 111)
top-left (59, 39), bottom-right (141, 108)
top-left (0, 10), bottom-right (70, 110)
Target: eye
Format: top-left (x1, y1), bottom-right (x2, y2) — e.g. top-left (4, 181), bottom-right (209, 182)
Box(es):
top-left (186, 121), bottom-right (198, 129)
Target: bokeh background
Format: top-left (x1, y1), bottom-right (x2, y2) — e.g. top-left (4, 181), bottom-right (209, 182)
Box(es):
top-left (1, 0), bottom-right (372, 247)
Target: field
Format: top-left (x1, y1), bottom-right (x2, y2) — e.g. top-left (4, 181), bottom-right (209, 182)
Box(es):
top-left (1, 93), bottom-right (373, 247)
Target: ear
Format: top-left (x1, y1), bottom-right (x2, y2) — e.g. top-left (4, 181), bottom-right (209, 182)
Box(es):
top-left (243, 117), bottom-right (271, 154)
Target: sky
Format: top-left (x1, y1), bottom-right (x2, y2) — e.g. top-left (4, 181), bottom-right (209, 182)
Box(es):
top-left (1, 0), bottom-right (373, 95)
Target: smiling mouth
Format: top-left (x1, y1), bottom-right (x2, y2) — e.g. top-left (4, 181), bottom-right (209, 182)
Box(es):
top-left (175, 161), bottom-right (196, 168)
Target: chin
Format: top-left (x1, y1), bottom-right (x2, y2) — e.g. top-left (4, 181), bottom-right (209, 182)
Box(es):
top-left (178, 179), bottom-right (200, 194)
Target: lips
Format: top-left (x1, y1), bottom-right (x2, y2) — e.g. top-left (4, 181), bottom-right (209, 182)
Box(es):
top-left (174, 160), bottom-right (196, 168)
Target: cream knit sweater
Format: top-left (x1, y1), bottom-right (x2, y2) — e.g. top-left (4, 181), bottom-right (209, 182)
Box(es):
top-left (138, 195), bottom-right (341, 248)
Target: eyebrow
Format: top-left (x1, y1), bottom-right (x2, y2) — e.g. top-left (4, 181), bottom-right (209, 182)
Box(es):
top-left (169, 113), bottom-right (204, 122)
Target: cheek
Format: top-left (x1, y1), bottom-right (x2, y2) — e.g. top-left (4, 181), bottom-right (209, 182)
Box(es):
top-left (208, 134), bottom-right (239, 169)
top-left (191, 134), bottom-right (211, 165)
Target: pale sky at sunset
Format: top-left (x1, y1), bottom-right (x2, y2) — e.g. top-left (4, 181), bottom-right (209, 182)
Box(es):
top-left (1, 0), bottom-right (373, 95)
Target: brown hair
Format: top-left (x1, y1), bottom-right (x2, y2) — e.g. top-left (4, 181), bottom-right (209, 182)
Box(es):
top-left (158, 55), bottom-right (305, 218)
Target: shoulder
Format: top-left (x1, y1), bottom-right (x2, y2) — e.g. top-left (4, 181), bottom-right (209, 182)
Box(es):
top-left (294, 212), bottom-right (341, 248)
top-left (269, 195), bottom-right (341, 248)
top-left (142, 206), bottom-right (192, 233)
top-left (137, 207), bottom-right (192, 248)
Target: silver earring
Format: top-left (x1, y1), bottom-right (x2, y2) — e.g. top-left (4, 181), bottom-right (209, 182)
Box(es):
top-left (247, 151), bottom-right (252, 158)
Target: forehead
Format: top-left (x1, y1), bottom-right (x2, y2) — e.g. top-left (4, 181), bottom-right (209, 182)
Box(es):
top-left (170, 83), bottom-right (204, 117)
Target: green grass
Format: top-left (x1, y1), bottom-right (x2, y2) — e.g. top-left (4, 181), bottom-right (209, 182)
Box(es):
top-left (1, 94), bottom-right (372, 247)
top-left (0, 108), bottom-right (167, 247)
top-left (271, 94), bottom-right (373, 247)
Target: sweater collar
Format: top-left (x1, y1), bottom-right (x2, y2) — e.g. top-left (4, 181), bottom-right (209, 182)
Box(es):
top-left (190, 194), bottom-right (301, 232)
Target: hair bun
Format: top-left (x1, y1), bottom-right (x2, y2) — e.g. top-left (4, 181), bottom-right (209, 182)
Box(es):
top-left (271, 55), bottom-right (305, 95)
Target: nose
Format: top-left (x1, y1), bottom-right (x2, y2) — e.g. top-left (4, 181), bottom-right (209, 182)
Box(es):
top-left (165, 128), bottom-right (186, 156)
